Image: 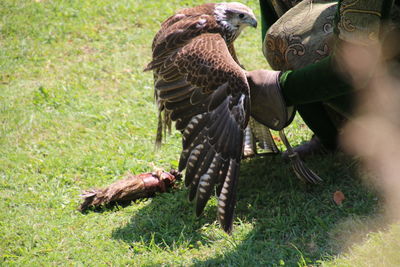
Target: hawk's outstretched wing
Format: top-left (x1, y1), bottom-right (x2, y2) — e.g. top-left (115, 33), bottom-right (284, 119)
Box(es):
top-left (148, 30), bottom-right (250, 232)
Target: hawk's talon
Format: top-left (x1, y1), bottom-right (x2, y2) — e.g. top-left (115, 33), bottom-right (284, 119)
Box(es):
top-left (279, 130), bottom-right (323, 184)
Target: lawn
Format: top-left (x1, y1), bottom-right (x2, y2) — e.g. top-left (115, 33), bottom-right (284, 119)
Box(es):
top-left (1, 0), bottom-right (398, 266)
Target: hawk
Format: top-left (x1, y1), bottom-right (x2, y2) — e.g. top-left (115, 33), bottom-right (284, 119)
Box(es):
top-left (145, 2), bottom-right (258, 233)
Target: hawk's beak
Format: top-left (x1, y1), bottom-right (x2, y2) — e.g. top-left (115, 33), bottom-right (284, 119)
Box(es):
top-left (249, 18), bottom-right (257, 28)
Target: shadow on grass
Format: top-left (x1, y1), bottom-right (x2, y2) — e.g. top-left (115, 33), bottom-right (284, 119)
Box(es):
top-left (110, 183), bottom-right (217, 249)
top-left (111, 153), bottom-right (378, 265)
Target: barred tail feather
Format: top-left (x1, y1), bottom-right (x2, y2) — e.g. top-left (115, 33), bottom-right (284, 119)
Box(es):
top-left (217, 159), bottom-right (240, 233)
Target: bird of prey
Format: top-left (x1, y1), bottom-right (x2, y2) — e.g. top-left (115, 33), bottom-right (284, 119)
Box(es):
top-left (145, 2), bottom-right (257, 233)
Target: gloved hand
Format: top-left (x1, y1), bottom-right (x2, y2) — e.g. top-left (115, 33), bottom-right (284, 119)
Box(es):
top-left (246, 69), bottom-right (296, 131)
top-left (247, 70), bottom-right (323, 184)
top-left (247, 70), bottom-right (322, 184)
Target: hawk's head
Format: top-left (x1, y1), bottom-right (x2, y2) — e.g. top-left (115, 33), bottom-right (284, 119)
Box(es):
top-left (214, 2), bottom-right (257, 32)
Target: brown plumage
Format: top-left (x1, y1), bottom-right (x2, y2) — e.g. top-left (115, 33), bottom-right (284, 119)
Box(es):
top-left (145, 2), bottom-right (257, 233)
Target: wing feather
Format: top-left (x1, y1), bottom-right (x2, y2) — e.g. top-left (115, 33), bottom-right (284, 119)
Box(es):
top-left (182, 113), bottom-right (209, 149)
top-left (195, 154), bottom-right (222, 215)
top-left (188, 147), bottom-right (216, 201)
top-left (218, 159), bottom-right (240, 233)
top-left (149, 26), bottom-right (250, 232)
top-left (185, 142), bottom-right (209, 188)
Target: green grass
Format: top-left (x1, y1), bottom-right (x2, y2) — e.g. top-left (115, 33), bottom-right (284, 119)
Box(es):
top-left (1, 0), bottom-right (398, 266)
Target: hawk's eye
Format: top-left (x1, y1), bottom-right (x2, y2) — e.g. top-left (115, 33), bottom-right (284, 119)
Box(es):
top-left (238, 13), bottom-right (245, 19)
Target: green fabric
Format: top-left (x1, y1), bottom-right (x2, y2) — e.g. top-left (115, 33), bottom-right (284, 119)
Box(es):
top-left (325, 94), bottom-right (355, 117)
top-left (280, 56), bottom-right (351, 148)
top-left (297, 103), bottom-right (339, 150)
top-left (279, 56), bottom-right (351, 106)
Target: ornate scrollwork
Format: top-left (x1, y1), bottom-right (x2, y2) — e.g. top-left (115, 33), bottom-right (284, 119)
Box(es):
top-left (264, 0), bottom-right (337, 70)
top-left (323, 15), bottom-right (335, 34)
top-left (266, 32), bottom-right (306, 70)
top-left (338, 0), bottom-right (382, 43)
top-left (285, 35), bottom-right (306, 63)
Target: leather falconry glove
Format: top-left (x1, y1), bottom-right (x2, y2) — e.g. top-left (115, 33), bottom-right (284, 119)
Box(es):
top-left (247, 69), bottom-right (323, 184)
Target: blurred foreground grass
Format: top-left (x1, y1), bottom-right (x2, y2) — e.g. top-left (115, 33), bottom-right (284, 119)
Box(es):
top-left (1, 0), bottom-right (398, 265)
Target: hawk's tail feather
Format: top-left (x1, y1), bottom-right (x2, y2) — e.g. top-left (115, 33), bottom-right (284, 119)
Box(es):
top-left (155, 111), bottom-right (163, 148)
top-left (249, 118), bottom-right (279, 153)
top-left (155, 109), bottom-right (172, 148)
top-left (166, 113), bottom-right (172, 135)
